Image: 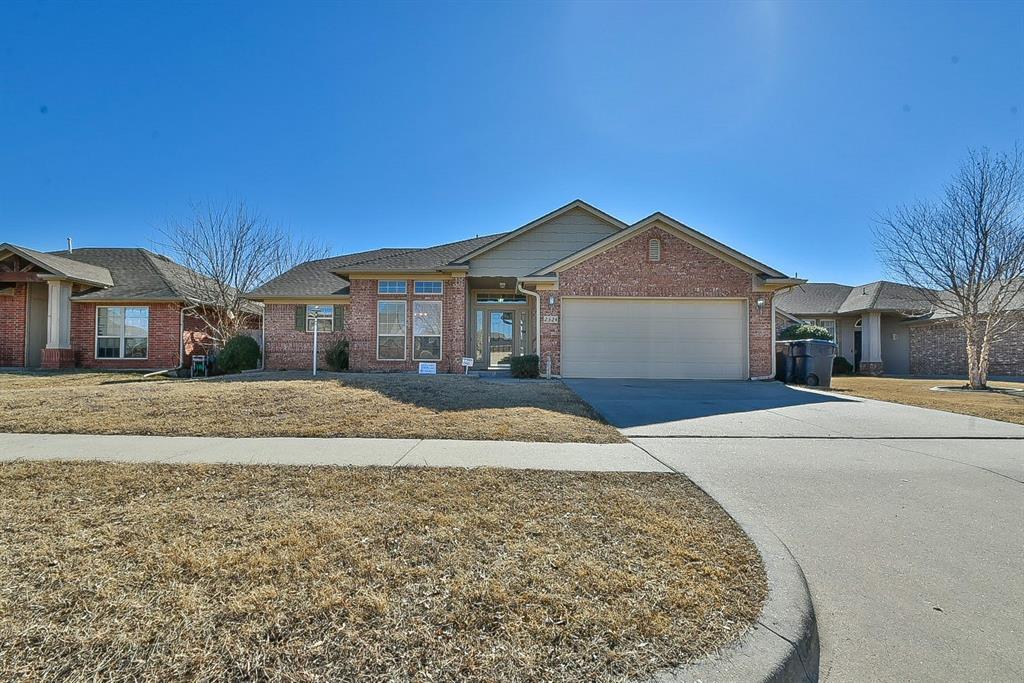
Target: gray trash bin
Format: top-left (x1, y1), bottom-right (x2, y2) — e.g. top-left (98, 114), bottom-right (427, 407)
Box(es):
top-left (790, 339), bottom-right (837, 388)
top-left (776, 342), bottom-right (796, 383)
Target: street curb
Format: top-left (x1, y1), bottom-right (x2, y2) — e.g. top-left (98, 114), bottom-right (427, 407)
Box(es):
top-left (642, 461), bottom-right (820, 682)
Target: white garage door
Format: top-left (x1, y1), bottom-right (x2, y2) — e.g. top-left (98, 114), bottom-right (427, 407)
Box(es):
top-left (560, 298), bottom-right (747, 379)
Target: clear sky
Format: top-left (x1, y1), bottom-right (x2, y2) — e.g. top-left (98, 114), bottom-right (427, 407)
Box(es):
top-left (1, 1), bottom-right (1020, 283)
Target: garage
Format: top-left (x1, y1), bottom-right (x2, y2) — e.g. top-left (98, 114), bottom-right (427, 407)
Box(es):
top-left (560, 298), bottom-right (748, 379)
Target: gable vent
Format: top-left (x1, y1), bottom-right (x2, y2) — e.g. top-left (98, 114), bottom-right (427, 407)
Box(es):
top-left (648, 238), bottom-right (662, 262)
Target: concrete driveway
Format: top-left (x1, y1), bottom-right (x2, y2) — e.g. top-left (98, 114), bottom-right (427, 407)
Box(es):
top-left (564, 379), bottom-right (1024, 682)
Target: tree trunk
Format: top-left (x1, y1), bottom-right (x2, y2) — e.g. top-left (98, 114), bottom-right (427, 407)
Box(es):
top-left (964, 321), bottom-right (987, 390)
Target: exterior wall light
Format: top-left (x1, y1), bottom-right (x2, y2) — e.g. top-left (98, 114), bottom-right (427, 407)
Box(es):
top-left (548, 295), bottom-right (555, 305)
top-left (755, 296), bottom-right (766, 312)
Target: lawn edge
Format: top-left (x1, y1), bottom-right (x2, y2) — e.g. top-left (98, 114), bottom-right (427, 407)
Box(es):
top-left (645, 469), bottom-right (820, 683)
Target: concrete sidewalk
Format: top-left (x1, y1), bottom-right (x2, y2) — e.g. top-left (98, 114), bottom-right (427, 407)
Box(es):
top-left (0, 432), bottom-right (670, 472)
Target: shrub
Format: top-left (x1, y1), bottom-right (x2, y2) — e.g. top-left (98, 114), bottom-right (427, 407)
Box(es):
top-left (779, 323), bottom-right (833, 341)
top-left (833, 356), bottom-right (854, 375)
top-left (509, 354), bottom-right (540, 379)
top-left (217, 335), bottom-right (261, 374)
top-left (325, 339), bottom-right (350, 372)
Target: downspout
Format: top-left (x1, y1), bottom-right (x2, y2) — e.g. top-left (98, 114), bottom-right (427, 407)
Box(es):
top-left (516, 282), bottom-right (543, 376)
top-left (753, 283), bottom-right (802, 382)
top-left (258, 303), bottom-right (266, 371)
top-left (144, 303), bottom-right (198, 378)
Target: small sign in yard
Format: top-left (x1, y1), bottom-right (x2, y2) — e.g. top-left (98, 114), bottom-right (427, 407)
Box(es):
top-left (461, 357), bottom-right (474, 367)
top-left (419, 362), bottom-right (437, 375)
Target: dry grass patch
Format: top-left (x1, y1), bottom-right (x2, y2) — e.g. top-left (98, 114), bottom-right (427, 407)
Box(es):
top-left (0, 371), bottom-right (624, 443)
top-left (0, 462), bottom-right (765, 682)
top-left (831, 376), bottom-right (1024, 425)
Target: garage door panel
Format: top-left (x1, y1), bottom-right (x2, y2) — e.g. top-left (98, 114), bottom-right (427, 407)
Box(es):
top-left (561, 298), bottom-right (747, 379)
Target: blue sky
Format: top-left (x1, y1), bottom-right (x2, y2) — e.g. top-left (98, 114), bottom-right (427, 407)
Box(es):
top-left (1, 1), bottom-right (1020, 283)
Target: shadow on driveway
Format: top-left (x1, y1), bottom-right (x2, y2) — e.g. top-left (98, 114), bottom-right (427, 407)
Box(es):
top-left (563, 379), bottom-right (854, 430)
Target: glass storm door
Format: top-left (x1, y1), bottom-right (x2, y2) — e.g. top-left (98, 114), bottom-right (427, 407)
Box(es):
top-left (489, 310), bottom-right (514, 366)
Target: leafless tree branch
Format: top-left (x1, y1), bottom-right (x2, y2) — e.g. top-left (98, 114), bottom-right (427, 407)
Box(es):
top-left (874, 146), bottom-right (1024, 388)
top-left (159, 200), bottom-right (330, 346)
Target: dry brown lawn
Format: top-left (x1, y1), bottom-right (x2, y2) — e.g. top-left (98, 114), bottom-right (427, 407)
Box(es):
top-left (0, 370), bottom-right (624, 443)
top-left (830, 376), bottom-right (1024, 425)
top-left (0, 462), bottom-right (765, 682)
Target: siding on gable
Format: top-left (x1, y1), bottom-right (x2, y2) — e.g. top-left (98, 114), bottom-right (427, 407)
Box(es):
top-left (468, 208), bottom-right (620, 277)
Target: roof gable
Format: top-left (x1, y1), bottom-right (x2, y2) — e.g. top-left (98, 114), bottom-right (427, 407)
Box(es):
top-left (0, 243), bottom-right (114, 287)
top-left (531, 212), bottom-right (788, 278)
top-left (453, 200), bottom-right (627, 265)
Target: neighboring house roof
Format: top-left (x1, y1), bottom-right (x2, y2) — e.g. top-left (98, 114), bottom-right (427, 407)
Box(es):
top-left (0, 242), bottom-right (114, 288)
top-left (773, 283), bottom-right (853, 316)
top-left (777, 280), bottom-right (934, 317)
top-left (44, 247), bottom-right (233, 305)
top-left (911, 277), bottom-right (1024, 323)
top-left (528, 211), bottom-right (789, 278)
top-left (249, 248), bottom-right (412, 297)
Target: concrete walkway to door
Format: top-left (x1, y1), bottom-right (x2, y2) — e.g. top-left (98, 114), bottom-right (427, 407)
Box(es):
top-left (565, 378), bottom-right (1024, 682)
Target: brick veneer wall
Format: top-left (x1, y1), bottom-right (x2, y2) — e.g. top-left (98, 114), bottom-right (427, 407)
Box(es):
top-left (71, 302), bottom-right (184, 369)
top-left (909, 314), bottom-right (1024, 376)
top-left (541, 225), bottom-right (774, 378)
top-left (263, 303), bottom-right (350, 370)
top-left (347, 276), bottom-right (467, 373)
top-left (0, 284), bottom-right (27, 367)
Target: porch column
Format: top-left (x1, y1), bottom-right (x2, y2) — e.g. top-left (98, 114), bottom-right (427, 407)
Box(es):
top-left (42, 278), bottom-right (75, 368)
top-left (860, 311), bottom-right (883, 375)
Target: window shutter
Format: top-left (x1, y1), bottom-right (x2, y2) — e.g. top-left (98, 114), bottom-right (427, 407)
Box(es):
top-left (295, 305), bottom-right (305, 331)
top-left (334, 306), bottom-right (345, 332)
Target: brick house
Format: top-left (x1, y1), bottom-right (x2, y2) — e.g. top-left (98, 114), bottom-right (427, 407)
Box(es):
top-left (0, 243), bottom-right (227, 371)
top-left (775, 281), bottom-right (1024, 376)
top-left (249, 200), bottom-right (801, 379)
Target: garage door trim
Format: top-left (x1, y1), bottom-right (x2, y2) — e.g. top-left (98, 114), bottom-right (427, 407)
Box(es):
top-left (559, 296), bottom-right (750, 379)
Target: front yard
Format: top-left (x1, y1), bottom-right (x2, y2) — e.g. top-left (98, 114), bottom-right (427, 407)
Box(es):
top-left (0, 462), bottom-right (765, 682)
top-left (830, 376), bottom-right (1024, 425)
top-left (0, 371), bottom-right (624, 443)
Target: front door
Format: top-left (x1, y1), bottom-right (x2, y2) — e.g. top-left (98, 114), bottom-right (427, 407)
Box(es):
top-left (26, 283), bottom-right (47, 367)
top-left (488, 310), bottom-right (514, 367)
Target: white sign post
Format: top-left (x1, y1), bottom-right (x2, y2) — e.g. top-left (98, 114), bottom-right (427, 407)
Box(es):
top-left (310, 306), bottom-right (320, 376)
top-left (461, 356), bottom-right (474, 375)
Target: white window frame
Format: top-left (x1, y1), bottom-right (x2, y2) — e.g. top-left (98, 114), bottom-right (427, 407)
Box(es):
top-left (378, 280), bottom-right (407, 295)
top-left (95, 305), bottom-right (149, 360)
top-left (305, 304), bottom-right (334, 333)
top-left (818, 318), bottom-right (836, 341)
top-left (413, 280), bottom-right (444, 295)
top-left (412, 300), bottom-right (442, 361)
top-left (376, 300), bottom-right (407, 361)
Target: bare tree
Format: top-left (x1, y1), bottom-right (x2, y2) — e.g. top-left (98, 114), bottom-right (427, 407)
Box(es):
top-left (875, 147), bottom-right (1024, 388)
top-left (160, 200), bottom-right (329, 345)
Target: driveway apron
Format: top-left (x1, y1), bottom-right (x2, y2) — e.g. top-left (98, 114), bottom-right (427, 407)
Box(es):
top-left (565, 378), bottom-right (1024, 682)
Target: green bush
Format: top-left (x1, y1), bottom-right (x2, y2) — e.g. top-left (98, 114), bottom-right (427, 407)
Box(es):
top-left (217, 335), bottom-right (261, 374)
top-left (833, 356), bottom-right (854, 375)
top-left (779, 323), bottom-right (833, 341)
top-left (509, 354), bottom-right (540, 379)
top-left (325, 339), bottom-right (349, 372)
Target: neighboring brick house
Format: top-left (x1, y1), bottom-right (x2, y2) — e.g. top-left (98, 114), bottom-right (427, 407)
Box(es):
top-left (0, 243), bottom-right (236, 371)
top-left (775, 281), bottom-right (1024, 376)
top-left (249, 200), bottom-right (800, 379)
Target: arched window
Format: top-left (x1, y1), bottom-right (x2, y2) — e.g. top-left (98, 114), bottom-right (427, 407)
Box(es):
top-left (854, 317), bottom-right (862, 329)
top-left (648, 238), bottom-right (661, 262)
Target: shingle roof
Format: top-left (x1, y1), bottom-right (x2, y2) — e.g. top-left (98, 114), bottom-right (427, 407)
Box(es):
top-left (337, 233), bottom-right (507, 273)
top-left (45, 248), bottom-right (216, 302)
top-left (836, 281), bottom-right (932, 314)
top-left (774, 283), bottom-right (853, 315)
top-left (1, 243), bottom-right (114, 287)
top-left (248, 248), bottom-right (411, 298)
top-left (777, 280), bottom-right (934, 316)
